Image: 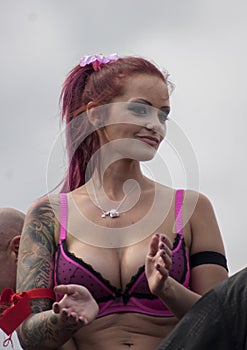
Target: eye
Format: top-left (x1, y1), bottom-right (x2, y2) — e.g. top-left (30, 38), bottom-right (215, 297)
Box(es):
top-left (127, 103), bottom-right (150, 116)
top-left (158, 109), bottom-right (170, 124)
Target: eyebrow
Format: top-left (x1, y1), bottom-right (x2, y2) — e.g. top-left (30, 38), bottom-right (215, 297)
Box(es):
top-left (130, 98), bottom-right (170, 111)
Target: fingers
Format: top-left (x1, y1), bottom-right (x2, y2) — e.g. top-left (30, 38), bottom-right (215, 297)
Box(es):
top-left (54, 284), bottom-right (75, 296)
top-left (52, 302), bottom-right (60, 314)
top-left (147, 234), bottom-right (160, 258)
top-left (159, 241), bottom-right (172, 258)
top-left (146, 233), bottom-right (172, 266)
top-left (61, 308), bottom-right (85, 324)
top-left (155, 263), bottom-right (169, 279)
top-left (157, 246), bottom-right (172, 270)
top-left (53, 304), bottom-right (85, 325)
top-left (54, 284), bottom-right (92, 301)
top-left (159, 233), bottom-right (173, 250)
top-left (155, 234), bottom-right (173, 271)
top-left (52, 285), bottom-right (98, 328)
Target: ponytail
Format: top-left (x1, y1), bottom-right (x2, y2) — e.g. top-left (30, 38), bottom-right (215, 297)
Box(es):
top-left (60, 64), bottom-right (99, 192)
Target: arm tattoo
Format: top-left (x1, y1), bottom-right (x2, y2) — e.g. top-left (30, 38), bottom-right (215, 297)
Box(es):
top-left (18, 310), bottom-right (79, 349)
top-left (17, 199), bottom-right (56, 291)
top-left (17, 197), bottom-right (79, 348)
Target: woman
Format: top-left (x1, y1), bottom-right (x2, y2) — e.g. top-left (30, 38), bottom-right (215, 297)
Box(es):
top-left (16, 54), bottom-right (228, 350)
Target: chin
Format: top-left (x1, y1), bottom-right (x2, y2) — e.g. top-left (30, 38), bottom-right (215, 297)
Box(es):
top-left (122, 147), bottom-right (157, 161)
top-left (110, 139), bottom-right (158, 161)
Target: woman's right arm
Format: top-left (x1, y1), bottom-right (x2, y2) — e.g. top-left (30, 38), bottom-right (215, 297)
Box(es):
top-left (16, 197), bottom-right (98, 350)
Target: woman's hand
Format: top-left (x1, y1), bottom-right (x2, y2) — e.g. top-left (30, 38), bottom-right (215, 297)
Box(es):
top-left (145, 233), bottom-right (173, 297)
top-left (53, 284), bottom-right (99, 326)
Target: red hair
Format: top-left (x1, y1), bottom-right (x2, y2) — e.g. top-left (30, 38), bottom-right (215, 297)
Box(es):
top-left (60, 56), bottom-right (169, 192)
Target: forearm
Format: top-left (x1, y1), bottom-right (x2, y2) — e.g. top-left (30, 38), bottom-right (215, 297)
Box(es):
top-left (159, 277), bottom-right (201, 319)
top-left (17, 310), bottom-right (81, 350)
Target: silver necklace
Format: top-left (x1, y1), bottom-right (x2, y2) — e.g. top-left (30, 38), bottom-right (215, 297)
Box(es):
top-left (91, 180), bottom-right (138, 218)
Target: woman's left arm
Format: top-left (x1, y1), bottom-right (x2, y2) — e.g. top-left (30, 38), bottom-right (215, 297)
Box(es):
top-left (146, 191), bottom-right (229, 319)
top-left (187, 191), bottom-right (228, 293)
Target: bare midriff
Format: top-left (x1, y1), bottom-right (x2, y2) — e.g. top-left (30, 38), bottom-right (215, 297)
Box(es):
top-left (74, 313), bottom-right (178, 350)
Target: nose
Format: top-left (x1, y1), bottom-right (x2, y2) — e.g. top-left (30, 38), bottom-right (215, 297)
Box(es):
top-left (145, 122), bottom-right (156, 131)
top-left (145, 114), bottom-right (166, 137)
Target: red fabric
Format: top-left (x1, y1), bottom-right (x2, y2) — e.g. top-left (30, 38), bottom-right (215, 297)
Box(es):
top-left (0, 288), bottom-right (55, 335)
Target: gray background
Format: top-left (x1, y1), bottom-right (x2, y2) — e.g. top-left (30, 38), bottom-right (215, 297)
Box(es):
top-left (1, 0), bottom-right (246, 275)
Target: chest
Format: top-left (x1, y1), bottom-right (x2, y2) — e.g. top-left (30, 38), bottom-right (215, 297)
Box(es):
top-left (55, 190), bottom-right (192, 290)
top-left (65, 236), bottom-right (149, 290)
top-left (58, 227), bottom-right (189, 293)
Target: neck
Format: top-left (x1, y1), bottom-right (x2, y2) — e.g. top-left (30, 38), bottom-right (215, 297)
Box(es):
top-left (93, 159), bottom-right (144, 200)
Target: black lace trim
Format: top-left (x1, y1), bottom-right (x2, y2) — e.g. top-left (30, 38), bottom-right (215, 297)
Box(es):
top-left (124, 265), bottom-right (145, 293)
top-left (56, 232), bottom-right (184, 302)
top-left (61, 240), bottom-right (119, 293)
top-left (173, 233), bottom-right (181, 249)
top-left (178, 238), bottom-right (189, 284)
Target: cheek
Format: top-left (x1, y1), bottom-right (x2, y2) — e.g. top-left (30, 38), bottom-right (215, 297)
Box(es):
top-left (103, 125), bottom-right (122, 142)
top-left (157, 121), bottom-right (167, 140)
top-left (161, 124), bottom-right (167, 138)
top-left (103, 123), bottom-right (131, 140)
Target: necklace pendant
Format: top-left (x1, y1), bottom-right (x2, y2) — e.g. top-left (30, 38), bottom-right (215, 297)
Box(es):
top-left (109, 209), bottom-right (120, 218)
top-left (101, 209), bottom-right (120, 218)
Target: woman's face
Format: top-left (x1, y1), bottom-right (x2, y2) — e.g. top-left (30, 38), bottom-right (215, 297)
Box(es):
top-left (97, 74), bottom-right (170, 161)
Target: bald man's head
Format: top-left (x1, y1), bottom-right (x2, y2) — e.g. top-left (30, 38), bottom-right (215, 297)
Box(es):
top-left (0, 208), bottom-right (25, 251)
top-left (0, 208), bottom-right (25, 292)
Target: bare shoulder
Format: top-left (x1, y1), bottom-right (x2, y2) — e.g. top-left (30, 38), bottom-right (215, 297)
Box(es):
top-left (154, 185), bottom-right (213, 215)
top-left (183, 190), bottom-right (216, 219)
top-left (24, 194), bottom-right (61, 235)
top-left (26, 193), bottom-right (60, 218)
top-left (182, 190), bottom-right (226, 255)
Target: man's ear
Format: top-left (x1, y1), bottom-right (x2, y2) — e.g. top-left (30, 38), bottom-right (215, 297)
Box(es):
top-left (87, 102), bottom-right (103, 129)
top-left (9, 235), bottom-right (21, 257)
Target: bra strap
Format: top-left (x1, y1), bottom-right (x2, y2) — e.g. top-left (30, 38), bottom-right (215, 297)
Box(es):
top-left (59, 193), bottom-right (68, 242)
top-left (175, 189), bottom-right (184, 235)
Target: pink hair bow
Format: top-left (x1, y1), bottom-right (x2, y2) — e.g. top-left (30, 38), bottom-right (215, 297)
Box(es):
top-left (79, 53), bottom-right (119, 71)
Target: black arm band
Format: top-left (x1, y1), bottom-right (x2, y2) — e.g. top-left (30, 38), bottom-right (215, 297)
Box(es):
top-left (190, 251), bottom-right (228, 272)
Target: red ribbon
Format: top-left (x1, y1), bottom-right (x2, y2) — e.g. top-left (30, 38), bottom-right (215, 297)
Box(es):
top-left (0, 288), bottom-right (55, 335)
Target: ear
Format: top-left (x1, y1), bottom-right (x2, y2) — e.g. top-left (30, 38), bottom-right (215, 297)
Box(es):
top-left (9, 235), bottom-right (21, 258)
top-left (87, 101), bottom-right (103, 129)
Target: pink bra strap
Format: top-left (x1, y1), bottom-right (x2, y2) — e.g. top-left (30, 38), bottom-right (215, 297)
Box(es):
top-left (175, 189), bottom-right (184, 235)
top-left (59, 193), bottom-right (68, 242)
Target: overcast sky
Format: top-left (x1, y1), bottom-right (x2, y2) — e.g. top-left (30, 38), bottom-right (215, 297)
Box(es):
top-left (1, 0), bottom-right (247, 274)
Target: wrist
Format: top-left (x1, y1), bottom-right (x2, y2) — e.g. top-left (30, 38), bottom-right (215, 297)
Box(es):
top-left (158, 276), bottom-right (175, 301)
top-left (53, 310), bottom-right (83, 334)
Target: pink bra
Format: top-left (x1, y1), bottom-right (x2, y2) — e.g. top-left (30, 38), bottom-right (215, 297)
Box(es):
top-left (54, 189), bottom-right (190, 318)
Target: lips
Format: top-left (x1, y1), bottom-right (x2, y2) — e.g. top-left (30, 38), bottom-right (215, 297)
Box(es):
top-left (137, 136), bottom-right (160, 147)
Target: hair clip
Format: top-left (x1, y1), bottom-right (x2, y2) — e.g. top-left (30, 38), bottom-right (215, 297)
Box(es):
top-left (79, 53), bottom-right (119, 71)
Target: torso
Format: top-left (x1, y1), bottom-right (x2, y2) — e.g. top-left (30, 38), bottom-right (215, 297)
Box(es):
top-left (73, 313), bottom-right (178, 350)
top-left (53, 182), bottom-right (192, 349)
